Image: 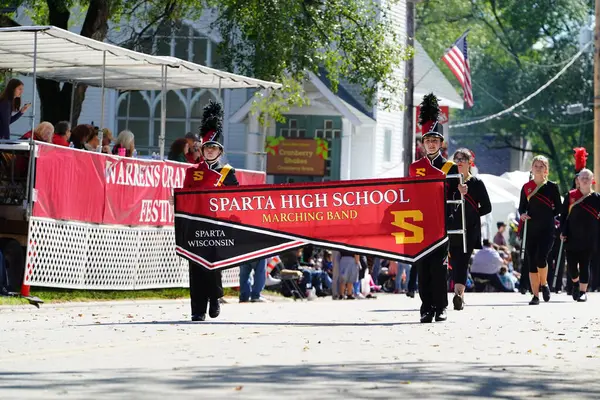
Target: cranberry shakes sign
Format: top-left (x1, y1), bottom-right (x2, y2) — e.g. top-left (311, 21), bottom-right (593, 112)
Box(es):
top-left (174, 177), bottom-right (447, 270)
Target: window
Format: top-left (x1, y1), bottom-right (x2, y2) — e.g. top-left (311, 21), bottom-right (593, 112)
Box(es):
top-left (115, 23), bottom-right (221, 155)
top-left (384, 129), bottom-right (392, 162)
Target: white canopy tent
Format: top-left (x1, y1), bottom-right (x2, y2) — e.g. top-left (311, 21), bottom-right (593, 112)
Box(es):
top-left (0, 25), bottom-right (281, 158)
top-left (476, 174), bottom-right (520, 242)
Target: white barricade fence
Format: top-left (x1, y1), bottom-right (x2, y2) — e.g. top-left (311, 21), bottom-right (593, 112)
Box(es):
top-left (24, 218), bottom-right (241, 290)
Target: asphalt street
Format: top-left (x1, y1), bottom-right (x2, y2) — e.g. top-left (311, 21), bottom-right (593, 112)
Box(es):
top-left (1, 292), bottom-right (599, 399)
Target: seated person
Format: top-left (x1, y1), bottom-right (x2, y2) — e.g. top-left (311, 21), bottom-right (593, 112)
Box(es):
top-left (470, 240), bottom-right (514, 293)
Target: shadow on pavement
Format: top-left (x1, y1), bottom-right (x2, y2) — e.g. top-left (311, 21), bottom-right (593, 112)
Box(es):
top-left (77, 320), bottom-right (424, 327)
top-left (1, 361), bottom-right (598, 399)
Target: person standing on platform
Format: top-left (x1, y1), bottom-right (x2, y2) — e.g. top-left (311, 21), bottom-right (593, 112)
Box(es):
top-left (560, 169), bottom-right (600, 302)
top-left (448, 148), bottom-right (491, 310)
top-left (408, 93), bottom-right (467, 323)
top-left (182, 101), bottom-right (239, 321)
top-left (519, 155), bottom-right (562, 305)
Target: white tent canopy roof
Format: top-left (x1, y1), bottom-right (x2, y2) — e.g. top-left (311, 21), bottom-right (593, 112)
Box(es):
top-left (0, 26), bottom-right (281, 91)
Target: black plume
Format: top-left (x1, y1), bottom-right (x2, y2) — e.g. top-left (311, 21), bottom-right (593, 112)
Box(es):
top-left (419, 93), bottom-right (440, 125)
top-left (199, 100), bottom-right (223, 139)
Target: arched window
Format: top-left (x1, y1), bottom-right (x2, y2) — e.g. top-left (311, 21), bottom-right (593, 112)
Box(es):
top-left (115, 22), bottom-right (221, 155)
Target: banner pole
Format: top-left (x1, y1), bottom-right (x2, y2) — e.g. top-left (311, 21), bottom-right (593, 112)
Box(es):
top-left (552, 239), bottom-right (564, 290)
top-left (459, 173), bottom-right (467, 253)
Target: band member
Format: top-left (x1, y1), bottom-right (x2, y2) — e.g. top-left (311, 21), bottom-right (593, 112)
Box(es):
top-left (183, 101), bottom-right (239, 321)
top-left (409, 93), bottom-right (467, 323)
top-left (519, 155), bottom-right (562, 305)
top-left (448, 148), bottom-right (491, 310)
top-left (560, 169), bottom-right (600, 302)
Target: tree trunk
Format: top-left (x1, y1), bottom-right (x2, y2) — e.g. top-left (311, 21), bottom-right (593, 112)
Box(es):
top-left (35, 0), bottom-right (111, 126)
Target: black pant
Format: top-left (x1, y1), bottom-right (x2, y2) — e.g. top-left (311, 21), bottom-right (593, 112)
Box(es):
top-left (566, 250), bottom-right (592, 284)
top-left (471, 272), bottom-right (513, 292)
top-left (189, 262), bottom-right (223, 315)
top-left (449, 245), bottom-right (473, 286)
top-left (416, 245), bottom-right (448, 313)
top-left (525, 232), bottom-right (554, 272)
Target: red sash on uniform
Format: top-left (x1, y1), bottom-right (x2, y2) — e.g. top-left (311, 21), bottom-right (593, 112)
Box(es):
top-left (409, 157), bottom-right (455, 178)
top-left (523, 179), bottom-right (553, 209)
top-left (568, 189), bottom-right (599, 219)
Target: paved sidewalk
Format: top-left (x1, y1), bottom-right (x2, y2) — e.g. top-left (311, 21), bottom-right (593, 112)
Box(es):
top-left (1, 292), bottom-right (600, 399)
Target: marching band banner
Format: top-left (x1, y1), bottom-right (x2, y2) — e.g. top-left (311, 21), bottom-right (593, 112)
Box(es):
top-left (174, 177), bottom-right (448, 270)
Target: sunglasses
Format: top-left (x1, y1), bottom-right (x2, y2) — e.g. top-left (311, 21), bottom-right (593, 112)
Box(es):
top-left (454, 157), bottom-right (468, 163)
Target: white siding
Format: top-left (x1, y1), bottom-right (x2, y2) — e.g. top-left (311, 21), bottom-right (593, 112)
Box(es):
top-left (349, 126), bottom-right (375, 179)
top-left (373, 0), bottom-right (407, 178)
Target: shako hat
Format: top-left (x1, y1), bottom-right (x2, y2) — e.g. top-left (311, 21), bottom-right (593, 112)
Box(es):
top-left (419, 93), bottom-right (444, 141)
top-left (199, 100), bottom-right (224, 150)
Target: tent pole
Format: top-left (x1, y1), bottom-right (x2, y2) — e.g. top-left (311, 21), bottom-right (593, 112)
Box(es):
top-left (24, 30), bottom-right (38, 221)
top-left (126, 91), bottom-right (131, 130)
top-left (30, 31), bottom-right (38, 135)
top-left (69, 82), bottom-right (76, 127)
top-left (159, 65), bottom-right (167, 160)
top-left (97, 50), bottom-right (106, 150)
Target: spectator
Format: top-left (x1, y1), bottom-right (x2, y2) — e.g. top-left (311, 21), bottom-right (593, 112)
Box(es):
top-left (338, 250), bottom-right (359, 300)
top-left (184, 132), bottom-right (201, 163)
top-left (239, 259), bottom-right (268, 303)
top-left (470, 240), bottom-right (514, 292)
top-left (101, 128), bottom-right (113, 153)
top-left (168, 138), bottom-right (189, 163)
top-left (70, 124), bottom-right (95, 150)
top-left (112, 130), bottom-right (135, 157)
top-left (494, 222), bottom-right (507, 247)
top-left (499, 266), bottom-right (518, 292)
top-left (21, 122), bottom-right (53, 142)
top-left (83, 128), bottom-right (100, 151)
top-left (0, 78), bottom-right (30, 140)
top-left (52, 121), bottom-right (71, 146)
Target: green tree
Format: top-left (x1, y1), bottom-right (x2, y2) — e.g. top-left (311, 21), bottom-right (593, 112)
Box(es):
top-left (416, 0), bottom-right (592, 192)
top-left (0, 0), bottom-right (410, 125)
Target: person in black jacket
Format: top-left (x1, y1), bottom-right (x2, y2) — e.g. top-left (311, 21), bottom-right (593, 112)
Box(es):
top-left (448, 149), bottom-right (492, 310)
top-left (408, 93), bottom-right (467, 323)
top-left (519, 155), bottom-right (563, 305)
top-left (559, 169), bottom-right (600, 302)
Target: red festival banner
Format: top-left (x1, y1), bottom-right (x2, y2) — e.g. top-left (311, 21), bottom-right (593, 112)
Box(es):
top-left (174, 177), bottom-right (447, 270)
top-left (32, 143), bottom-right (265, 226)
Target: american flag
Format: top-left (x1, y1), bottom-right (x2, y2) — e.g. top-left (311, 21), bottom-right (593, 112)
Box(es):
top-left (442, 31), bottom-right (474, 108)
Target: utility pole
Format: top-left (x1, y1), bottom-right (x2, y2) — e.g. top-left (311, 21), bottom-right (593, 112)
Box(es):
top-left (402, 1), bottom-right (416, 177)
top-left (595, 0), bottom-right (600, 187)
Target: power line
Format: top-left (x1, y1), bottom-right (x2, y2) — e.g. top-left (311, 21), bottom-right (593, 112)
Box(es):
top-left (449, 40), bottom-right (592, 129)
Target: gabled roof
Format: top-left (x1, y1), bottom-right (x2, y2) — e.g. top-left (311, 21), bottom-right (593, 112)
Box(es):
top-left (0, 26), bottom-right (281, 90)
top-left (414, 40), bottom-right (464, 109)
top-left (230, 72), bottom-right (375, 126)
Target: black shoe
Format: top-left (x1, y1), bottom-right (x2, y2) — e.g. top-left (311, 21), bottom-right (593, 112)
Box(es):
top-left (541, 285), bottom-right (551, 302)
top-left (209, 298), bottom-right (221, 318)
top-left (578, 292), bottom-right (588, 302)
top-left (191, 314), bottom-right (206, 322)
top-left (406, 291), bottom-right (415, 298)
top-left (420, 311), bottom-right (434, 323)
top-left (529, 296), bottom-right (540, 305)
top-left (435, 308), bottom-right (447, 322)
top-left (453, 294), bottom-right (464, 311)
top-left (572, 285), bottom-right (580, 301)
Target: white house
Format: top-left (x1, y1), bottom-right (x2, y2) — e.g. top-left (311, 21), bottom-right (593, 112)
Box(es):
top-left (8, 4), bottom-right (462, 180)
